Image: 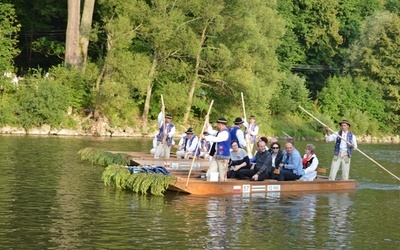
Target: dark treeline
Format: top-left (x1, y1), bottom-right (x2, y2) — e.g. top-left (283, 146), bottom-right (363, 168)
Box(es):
top-left (1, 0), bottom-right (400, 138)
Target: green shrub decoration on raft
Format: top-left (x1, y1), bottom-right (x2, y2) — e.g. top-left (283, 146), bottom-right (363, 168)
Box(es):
top-left (102, 164), bottom-right (176, 196)
top-left (78, 147), bottom-right (131, 166)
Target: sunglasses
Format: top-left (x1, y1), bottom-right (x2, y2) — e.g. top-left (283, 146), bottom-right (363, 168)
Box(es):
top-left (272, 147), bottom-right (279, 149)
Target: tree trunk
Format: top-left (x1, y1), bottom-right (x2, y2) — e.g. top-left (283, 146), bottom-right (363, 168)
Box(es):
top-left (142, 51), bottom-right (158, 123)
top-left (183, 24), bottom-right (208, 123)
top-left (65, 0), bottom-right (81, 67)
top-left (79, 0), bottom-right (95, 72)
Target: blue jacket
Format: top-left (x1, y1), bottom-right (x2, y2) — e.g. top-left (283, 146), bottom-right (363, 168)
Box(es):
top-left (282, 148), bottom-right (304, 176)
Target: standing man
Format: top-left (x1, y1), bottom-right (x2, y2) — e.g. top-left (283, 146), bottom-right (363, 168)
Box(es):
top-left (204, 118), bottom-right (231, 181)
top-left (325, 120), bottom-right (357, 180)
top-left (244, 115), bottom-right (259, 152)
top-left (176, 128), bottom-right (199, 159)
top-left (154, 112), bottom-right (175, 159)
top-left (229, 117), bottom-right (246, 148)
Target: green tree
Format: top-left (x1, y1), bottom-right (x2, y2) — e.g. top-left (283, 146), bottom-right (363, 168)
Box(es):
top-left (0, 3), bottom-right (20, 72)
top-left (318, 75), bottom-right (388, 134)
top-left (347, 11), bottom-right (400, 131)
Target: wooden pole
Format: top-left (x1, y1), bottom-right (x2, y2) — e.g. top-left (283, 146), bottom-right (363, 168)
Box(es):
top-left (185, 100), bottom-right (214, 188)
top-left (160, 95), bottom-right (167, 159)
top-left (298, 105), bottom-right (400, 181)
top-left (241, 92), bottom-right (253, 158)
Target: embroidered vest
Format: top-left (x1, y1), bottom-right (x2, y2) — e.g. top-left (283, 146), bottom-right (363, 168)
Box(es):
top-left (246, 124), bottom-right (258, 143)
top-left (209, 129), bottom-right (231, 159)
top-left (334, 131), bottom-right (354, 157)
top-left (229, 126), bottom-right (239, 146)
top-left (183, 135), bottom-right (197, 152)
top-left (196, 139), bottom-right (210, 156)
top-left (157, 123), bottom-right (174, 146)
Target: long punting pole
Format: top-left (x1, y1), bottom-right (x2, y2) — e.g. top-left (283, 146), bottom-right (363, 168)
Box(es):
top-left (160, 95), bottom-right (168, 159)
top-left (185, 100), bottom-right (214, 188)
top-left (298, 105), bottom-right (400, 181)
top-left (241, 92), bottom-right (253, 158)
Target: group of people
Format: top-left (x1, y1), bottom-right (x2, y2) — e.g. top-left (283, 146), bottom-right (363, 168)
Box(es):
top-left (151, 108), bottom-right (357, 182)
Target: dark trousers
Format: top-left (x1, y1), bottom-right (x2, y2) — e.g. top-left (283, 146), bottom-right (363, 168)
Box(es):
top-left (236, 169), bottom-right (257, 180)
top-left (236, 169), bottom-right (273, 181)
top-left (277, 169), bottom-right (302, 181)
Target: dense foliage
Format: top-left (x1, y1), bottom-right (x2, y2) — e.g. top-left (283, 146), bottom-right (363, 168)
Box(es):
top-left (1, 0), bottom-right (399, 137)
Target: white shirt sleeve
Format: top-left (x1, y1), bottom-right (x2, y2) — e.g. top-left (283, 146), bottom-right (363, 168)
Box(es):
top-left (206, 125), bottom-right (218, 136)
top-left (205, 130), bottom-right (229, 143)
top-left (237, 130), bottom-right (246, 147)
top-left (157, 111), bottom-right (163, 128)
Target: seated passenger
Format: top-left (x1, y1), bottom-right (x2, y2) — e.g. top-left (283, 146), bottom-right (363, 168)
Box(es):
top-left (277, 142), bottom-right (304, 181)
top-left (227, 140), bottom-right (251, 178)
top-left (269, 141), bottom-right (283, 179)
top-left (197, 132), bottom-right (211, 159)
top-left (250, 136), bottom-right (269, 163)
top-left (299, 144), bottom-right (319, 181)
top-left (176, 128), bottom-right (198, 159)
top-left (237, 140), bottom-right (273, 181)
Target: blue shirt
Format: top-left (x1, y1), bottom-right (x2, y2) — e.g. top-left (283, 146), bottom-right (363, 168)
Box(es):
top-left (282, 148), bottom-right (304, 176)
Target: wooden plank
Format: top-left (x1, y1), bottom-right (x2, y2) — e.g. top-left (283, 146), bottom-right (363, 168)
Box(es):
top-left (168, 177), bottom-right (357, 195)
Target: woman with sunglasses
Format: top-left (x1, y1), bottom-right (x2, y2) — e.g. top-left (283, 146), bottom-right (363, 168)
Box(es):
top-left (270, 142), bottom-right (283, 170)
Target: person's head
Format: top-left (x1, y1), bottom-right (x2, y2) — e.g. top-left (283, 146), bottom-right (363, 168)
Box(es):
top-left (339, 120), bottom-right (351, 132)
top-left (234, 117), bottom-right (244, 127)
top-left (185, 127), bottom-right (194, 138)
top-left (249, 115), bottom-right (255, 123)
top-left (269, 137), bottom-right (278, 147)
top-left (286, 138), bottom-right (295, 146)
top-left (257, 140), bottom-right (267, 153)
top-left (231, 140), bottom-right (239, 151)
top-left (270, 142), bottom-right (281, 153)
top-left (216, 118), bottom-right (228, 131)
top-left (305, 144), bottom-right (315, 155)
top-left (285, 142), bottom-right (294, 154)
top-left (165, 114), bottom-right (172, 123)
top-left (260, 136), bottom-right (268, 145)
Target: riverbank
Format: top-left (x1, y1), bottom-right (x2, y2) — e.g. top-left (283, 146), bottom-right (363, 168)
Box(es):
top-left (1, 124), bottom-right (399, 143)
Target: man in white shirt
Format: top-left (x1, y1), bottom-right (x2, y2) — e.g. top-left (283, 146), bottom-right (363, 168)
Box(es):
top-left (244, 115), bottom-right (259, 152)
top-left (176, 128), bottom-right (199, 159)
top-left (325, 120), bottom-right (357, 180)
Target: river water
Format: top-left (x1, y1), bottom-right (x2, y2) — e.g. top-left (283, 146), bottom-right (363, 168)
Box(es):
top-left (0, 135), bottom-right (398, 249)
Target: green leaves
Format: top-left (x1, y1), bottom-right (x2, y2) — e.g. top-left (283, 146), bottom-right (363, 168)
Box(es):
top-left (78, 147), bottom-right (131, 166)
top-left (0, 3), bottom-right (20, 71)
top-left (101, 164), bottom-right (176, 196)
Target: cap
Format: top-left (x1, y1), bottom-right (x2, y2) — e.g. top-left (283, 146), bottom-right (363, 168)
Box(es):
top-left (234, 117), bottom-right (244, 125)
top-left (185, 128), bottom-right (194, 134)
top-left (339, 120), bottom-right (351, 127)
top-left (217, 118), bottom-right (228, 125)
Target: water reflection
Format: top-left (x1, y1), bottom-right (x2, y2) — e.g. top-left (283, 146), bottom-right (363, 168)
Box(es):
top-left (205, 197), bottom-right (228, 249)
top-left (327, 193), bottom-right (353, 249)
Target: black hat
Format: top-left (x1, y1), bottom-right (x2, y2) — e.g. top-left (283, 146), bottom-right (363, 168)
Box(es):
top-left (217, 118), bottom-right (228, 124)
top-left (165, 114), bottom-right (172, 119)
top-left (185, 127), bottom-right (194, 134)
top-left (339, 120), bottom-right (351, 127)
top-left (234, 117), bottom-right (244, 125)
